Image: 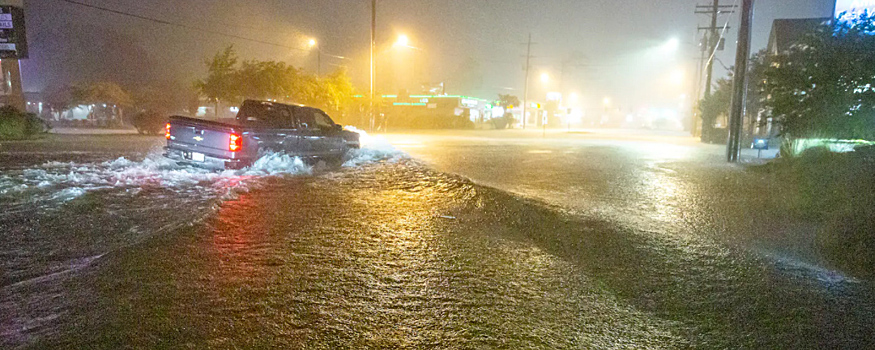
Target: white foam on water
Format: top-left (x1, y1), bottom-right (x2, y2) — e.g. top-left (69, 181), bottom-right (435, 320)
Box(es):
top-left (245, 152), bottom-right (312, 176)
top-left (0, 133), bottom-right (405, 207)
top-left (342, 127), bottom-right (408, 167)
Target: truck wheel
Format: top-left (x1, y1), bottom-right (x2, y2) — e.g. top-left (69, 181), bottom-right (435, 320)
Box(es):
top-left (326, 155), bottom-right (345, 168)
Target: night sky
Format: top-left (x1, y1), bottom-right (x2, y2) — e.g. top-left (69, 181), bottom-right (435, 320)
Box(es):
top-left (22, 0), bottom-right (834, 109)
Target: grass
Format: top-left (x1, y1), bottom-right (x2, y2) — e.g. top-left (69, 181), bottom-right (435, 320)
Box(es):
top-left (752, 146), bottom-right (875, 277)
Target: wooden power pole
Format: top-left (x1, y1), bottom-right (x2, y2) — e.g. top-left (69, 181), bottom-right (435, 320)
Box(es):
top-left (727, 0), bottom-right (755, 163)
top-left (521, 34), bottom-right (534, 130)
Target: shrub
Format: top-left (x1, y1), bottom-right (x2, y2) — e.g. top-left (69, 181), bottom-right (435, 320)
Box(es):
top-left (761, 148), bottom-right (875, 276)
top-left (0, 106), bottom-right (50, 140)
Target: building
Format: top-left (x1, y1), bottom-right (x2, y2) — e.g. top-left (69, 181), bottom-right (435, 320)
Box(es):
top-left (767, 18), bottom-right (831, 55)
top-left (376, 94), bottom-right (496, 129)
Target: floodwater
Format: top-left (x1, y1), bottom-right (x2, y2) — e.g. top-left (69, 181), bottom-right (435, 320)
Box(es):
top-left (1, 131), bottom-right (873, 349)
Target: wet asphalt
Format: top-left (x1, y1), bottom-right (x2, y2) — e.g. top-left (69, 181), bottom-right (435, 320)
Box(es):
top-left (1, 131), bottom-right (873, 349)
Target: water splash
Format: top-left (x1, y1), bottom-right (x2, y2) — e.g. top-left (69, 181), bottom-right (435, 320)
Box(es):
top-left (343, 127), bottom-right (407, 167)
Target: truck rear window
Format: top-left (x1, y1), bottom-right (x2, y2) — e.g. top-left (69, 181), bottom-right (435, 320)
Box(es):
top-left (236, 102), bottom-right (293, 128)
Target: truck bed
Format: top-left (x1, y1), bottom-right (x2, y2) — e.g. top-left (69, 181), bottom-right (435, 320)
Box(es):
top-left (164, 116), bottom-right (254, 169)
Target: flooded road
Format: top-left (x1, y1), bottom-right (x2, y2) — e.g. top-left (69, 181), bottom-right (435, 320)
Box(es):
top-left (2, 131), bottom-right (874, 349)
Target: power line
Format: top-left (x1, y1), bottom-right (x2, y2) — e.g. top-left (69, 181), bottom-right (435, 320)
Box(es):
top-left (57, 0), bottom-right (308, 52)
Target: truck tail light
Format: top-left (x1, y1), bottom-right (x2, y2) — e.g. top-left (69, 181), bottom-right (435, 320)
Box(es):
top-left (229, 133), bottom-right (242, 152)
top-left (165, 123), bottom-right (171, 139)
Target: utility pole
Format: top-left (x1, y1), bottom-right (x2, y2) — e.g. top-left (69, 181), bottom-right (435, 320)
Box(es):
top-left (704, 0), bottom-right (718, 98)
top-left (369, 0), bottom-right (376, 131)
top-left (691, 34), bottom-right (707, 137)
top-left (727, 0), bottom-right (755, 163)
top-left (317, 47), bottom-right (321, 76)
top-left (522, 33), bottom-right (533, 130)
top-left (695, 1), bottom-right (736, 98)
top-left (695, 1), bottom-right (736, 140)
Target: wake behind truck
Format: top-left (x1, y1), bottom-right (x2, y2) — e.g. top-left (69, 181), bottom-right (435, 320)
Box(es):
top-left (164, 100), bottom-right (360, 170)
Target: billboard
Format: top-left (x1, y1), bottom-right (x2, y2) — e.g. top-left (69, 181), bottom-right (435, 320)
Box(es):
top-left (835, 0), bottom-right (875, 21)
top-left (0, 6), bottom-right (26, 59)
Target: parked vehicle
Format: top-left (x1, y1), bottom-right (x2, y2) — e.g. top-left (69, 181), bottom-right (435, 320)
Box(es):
top-left (164, 100), bottom-right (360, 169)
top-left (132, 110), bottom-right (166, 135)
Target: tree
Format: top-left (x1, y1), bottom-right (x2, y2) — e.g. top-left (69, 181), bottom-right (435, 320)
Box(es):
top-left (72, 81), bottom-right (133, 125)
top-left (194, 47), bottom-right (359, 121)
top-left (763, 13), bottom-right (875, 140)
top-left (43, 84), bottom-right (76, 118)
top-left (131, 80), bottom-right (199, 116)
top-left (315, 68), bottom-right (357, 115)
top-left (196, 45), bottom-right (240, 117)
top-left (236, 60), bottom-right (306, 102)
top-left (498, 94), bottom-right (520, 109)
top-left (697, 49), bottom-right (770, 144)
top-left (699, 77), bottom-right (733, 143)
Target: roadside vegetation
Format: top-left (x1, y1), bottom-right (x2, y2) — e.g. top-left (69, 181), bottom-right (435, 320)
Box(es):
top-left (0, 105), bottom-right (50, 140)
top-left (738, 14), bottom-right (875, 276)
top-left (753, 147), bottom-right (875, 277)
top-left (196, 45), bottom-right (358, 124)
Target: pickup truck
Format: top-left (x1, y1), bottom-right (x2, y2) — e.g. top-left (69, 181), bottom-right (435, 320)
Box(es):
top-left (164, 100), bottom-right (360, 170)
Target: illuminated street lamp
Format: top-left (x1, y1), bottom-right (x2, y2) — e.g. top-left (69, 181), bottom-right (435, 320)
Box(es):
top-left (307, 38), bottom-right (351, 76)
top-left (669, 68), bottom-right (686, 87)
top-left (666, 37), bottom-right (680, 52)
top-left (540, 72), bottom-right (550, 84)
top-left (392, 33), bottom-right (424, 92)
top-left (308, 38), bottom-right (321, 76)
top-left (394, 34), bottom-right (410, 48)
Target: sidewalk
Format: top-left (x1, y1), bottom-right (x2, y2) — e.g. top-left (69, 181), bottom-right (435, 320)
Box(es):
top-left (50, 127), bottom-right (140, 135)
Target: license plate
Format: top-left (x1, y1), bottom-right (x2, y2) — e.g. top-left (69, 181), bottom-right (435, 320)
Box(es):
top-left (191, 152), bottom-right (205, 162)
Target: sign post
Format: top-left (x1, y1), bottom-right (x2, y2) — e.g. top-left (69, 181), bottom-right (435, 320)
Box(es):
top-left (0, 0), bottom-right (26, 112)
top-left (752, 138), bottom-right (769, 159)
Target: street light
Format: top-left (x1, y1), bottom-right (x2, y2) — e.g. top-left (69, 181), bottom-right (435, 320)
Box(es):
top-left (669, 68), bottom-right (685, 87)
top-left (308, 38), bottom-right (321, 76)
top-left (392, 34), bottom-right (424, 92)
top-left (540, 72), bottom-right (550, 84)
top-left (666, 37), bottom-right (680, 52)
top-left (394, 34), bottom-right (410, 48)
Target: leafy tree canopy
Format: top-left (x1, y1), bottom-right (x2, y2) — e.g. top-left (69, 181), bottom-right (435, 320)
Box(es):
top-left (763, 13), bottom-right (875, 139)
top-left (498, 94), bottom-right (520, 108)
top-left (72, 81), bottom-right (133, 107)
top-left (195, 45), bottom-right (358, 115)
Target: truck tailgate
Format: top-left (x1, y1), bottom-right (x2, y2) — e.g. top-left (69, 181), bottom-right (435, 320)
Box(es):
top-left (166, 116), bottom-right (251, 166)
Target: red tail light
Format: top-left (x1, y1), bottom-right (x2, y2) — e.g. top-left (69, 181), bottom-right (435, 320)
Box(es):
top-left (165, 123), bottom-right (171, 139)
top-left (229, 133), bottom-right (242, 152)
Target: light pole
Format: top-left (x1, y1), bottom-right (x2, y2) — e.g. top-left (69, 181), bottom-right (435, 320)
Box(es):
top-left (393, 34), bottom-right (423, 93)
top-left (370, 0), bottom-right (376, 130)
top-left (308, 38), bottom-right (321, 76)
top-left (540, 72), bottom-right (550, 134)
top-left (522, 33), bottom-right (533, 130)
top-left (568, 92), bottom-right (579, 131)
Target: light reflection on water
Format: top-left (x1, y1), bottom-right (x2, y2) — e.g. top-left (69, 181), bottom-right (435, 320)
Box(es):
top-left (2, 136), bottom-right (875, 348)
